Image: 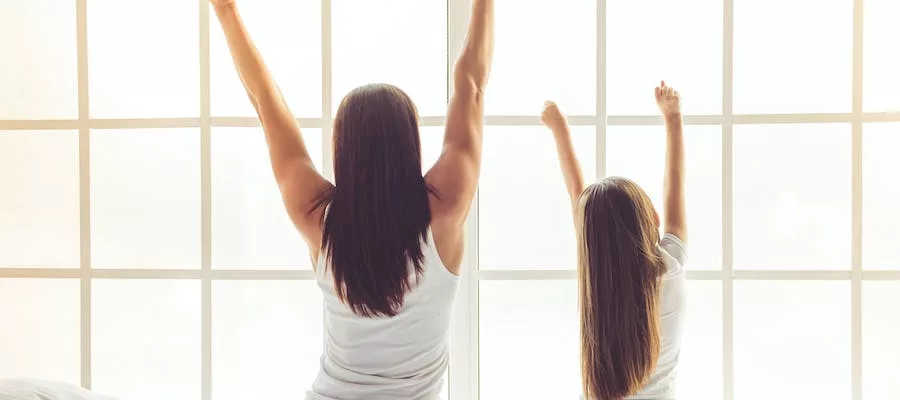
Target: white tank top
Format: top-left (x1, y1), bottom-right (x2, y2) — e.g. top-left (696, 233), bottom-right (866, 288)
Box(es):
top-left (306, 228), bottom-right (460, 400)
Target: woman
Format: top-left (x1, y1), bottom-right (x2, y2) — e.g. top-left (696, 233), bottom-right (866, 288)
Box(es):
top-left (541, 83), bottom-right (688, 399)
top-left (210, 0), bottom-right (494, 398)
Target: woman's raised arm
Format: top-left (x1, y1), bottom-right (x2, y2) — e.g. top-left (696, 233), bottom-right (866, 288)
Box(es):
top-left (425, 0), bottom-right (495, 226)
top-left (211, 0), bottom-right (333, 249)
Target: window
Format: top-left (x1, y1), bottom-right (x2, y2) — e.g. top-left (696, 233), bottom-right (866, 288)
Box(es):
top-left (0, 0), bottom-right (77, 120)
top-left (211, 128), bottom-right (322, 269)
top-left (479, 126), bottom-right (596, 269)
top-left (734, 281), bottom-right (851, 399)
top-left (863, 0), bottom-right (900, 113)
top-left (211, 281), bottom-right (322, 400)
top-left (862, 123), bottom-right (900, 270)
top-left (90, 129), bottom-right (202, 269)
top-left (733, 0), bottom-right (852, 114)
top-left (88, 0), bottom-right (200, 118)
top-left (332, 0), bottom-right (448, 117)
top-left (732, 124), bottom-right (851, 270)
top-left (607, 0), bottom-right (722, 115)
top-left (0, 131), bottom-right (79, 267)
top-left (1, 1), bottom-right (897, 399)
top-left (91, 280), bottom-right (201, 400)
top-left (209, 0), bottom-right (321, 118)
top-left (487, 0), bottom-right (595, 115)
top-left (0, 279), bottom-right (80, 382)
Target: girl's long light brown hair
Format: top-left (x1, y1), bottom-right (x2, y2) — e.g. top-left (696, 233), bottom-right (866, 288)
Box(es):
top-left (576, 177), bottom-right (666, 400)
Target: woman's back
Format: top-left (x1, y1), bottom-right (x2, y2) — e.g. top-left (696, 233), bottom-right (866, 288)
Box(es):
top-left (308, 229), bottom-right (459, 400)
top-left (211, 0), bottom-right (494, 398)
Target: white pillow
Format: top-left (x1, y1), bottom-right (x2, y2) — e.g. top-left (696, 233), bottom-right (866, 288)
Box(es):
top-left (0, 379), bottom-right (122, 400)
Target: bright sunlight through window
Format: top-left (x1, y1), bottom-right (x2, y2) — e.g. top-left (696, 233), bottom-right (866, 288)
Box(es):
top-left (1, 0), bottom-right (898, 399)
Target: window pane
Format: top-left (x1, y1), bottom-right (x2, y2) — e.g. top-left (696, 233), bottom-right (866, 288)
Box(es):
top-left (487, 0), bottom-right (595, 116)
top-left (734, 281), bottom-right (850, 400)
top-left (733, 124), bottom-right (850, 270)
top-left (733, 0), bottom-right (852, 113)
top-left (88, 0), bottom-right (198, 118)
top-left (678, 281), bottom-right (723, 400)
top-left (863, 282), bottom-right (900, 399)
top-left (212, 281), bottom-right (322, 400)
top-left (863, 123), bottom-right (900, 270)
top-left (0, 279), bottom-right (80, 383)
top-left (210, 0), bottom-right (321, 118)
top-left (332, 0), bottom-right (447, 117)
top-left (479, 281), bottom-right (580, 399)
top-left (91, 129), bottom-right (200, 268)
top-left (92, 280), bottom-right (200, 400)
top-left (420, 127), bottom-right (444, 174)
top-left (479, 126), bottom-right (596, 269)
top-left (864, 0), bottom-right (900, 112)
top-left (0, 0), bottom-right (76, 119)
top-left (0, 132), bottom-right (79, 268)
top-left (607, 0), bottom-right (722, 115)
top-left (212, 128), bottom-right (322, 269)
top-left (606, 126), bottom-right (722, 269)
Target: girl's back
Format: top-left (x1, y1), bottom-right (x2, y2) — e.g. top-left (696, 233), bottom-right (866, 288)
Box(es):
top-left (627, 234), bottom-right (687, 399)
top-left (543, 82), bottom-right (688, 399)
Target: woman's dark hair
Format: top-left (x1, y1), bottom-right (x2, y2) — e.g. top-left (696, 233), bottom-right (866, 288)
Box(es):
top-left (316, 83), bottom-right (433, 318)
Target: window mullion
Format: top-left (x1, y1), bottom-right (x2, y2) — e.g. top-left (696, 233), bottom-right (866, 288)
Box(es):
top-left (722, 0), bottom-right (735, 396)
top-left (447, 1), bottom-right (479, 399)
top-left (76, 0), bottom-right (93, 390)
top-left (199, 0), bottom-right (213, 399)
top-left (850, 0), bottom-right (865, 397)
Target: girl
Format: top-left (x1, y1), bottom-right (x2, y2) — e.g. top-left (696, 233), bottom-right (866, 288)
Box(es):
top-left (542, 83), bottom-right (688, 400)
top-left (210, 0), bottom-right (494, 399)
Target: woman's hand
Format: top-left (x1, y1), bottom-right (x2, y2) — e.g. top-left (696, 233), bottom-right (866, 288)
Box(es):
top-left (209, 0), bottom-right (235, 8)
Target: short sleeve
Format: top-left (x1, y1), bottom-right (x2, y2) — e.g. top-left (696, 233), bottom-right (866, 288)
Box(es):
top-left (659, 233), bottom-right (688, 272)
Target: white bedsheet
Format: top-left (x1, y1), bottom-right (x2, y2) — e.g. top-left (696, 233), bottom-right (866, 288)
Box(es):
top-left (0, 379), bottom-right (122, 400)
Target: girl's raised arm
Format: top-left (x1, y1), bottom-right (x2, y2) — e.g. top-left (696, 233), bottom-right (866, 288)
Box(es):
top-left (541, 101), bottom-right (586, 211)
top-left (656, 81), bottom-right (687, 243)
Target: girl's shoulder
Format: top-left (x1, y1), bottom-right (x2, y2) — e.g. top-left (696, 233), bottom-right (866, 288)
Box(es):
top-left (659, 233), bottom-right (687, 275)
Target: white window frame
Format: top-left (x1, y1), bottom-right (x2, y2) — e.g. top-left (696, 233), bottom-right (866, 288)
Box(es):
top-left (2, 0), bottom-right (900, 399)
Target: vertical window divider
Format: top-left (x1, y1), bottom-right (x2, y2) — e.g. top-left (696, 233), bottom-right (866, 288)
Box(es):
top-left (851, 0), bottom-right (865, 398)
top-left (447, 1), bottom-right (479, 399)
top-left (722, 0), bottom-right (735, 397)
top-left (322, 0), bottom-right (334, 181)
top-left (199, 1), bottom-right (213, 399)
top-left (76, 0), bottom-right (93, 390)
top-left (320, 0), bottom-right (334, 367)
top-left (596, 0), bottom-right (607, 181)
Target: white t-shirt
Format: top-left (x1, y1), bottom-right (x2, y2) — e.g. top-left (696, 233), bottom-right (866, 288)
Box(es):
top-left (626, 233), bottom-right (688, 400)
